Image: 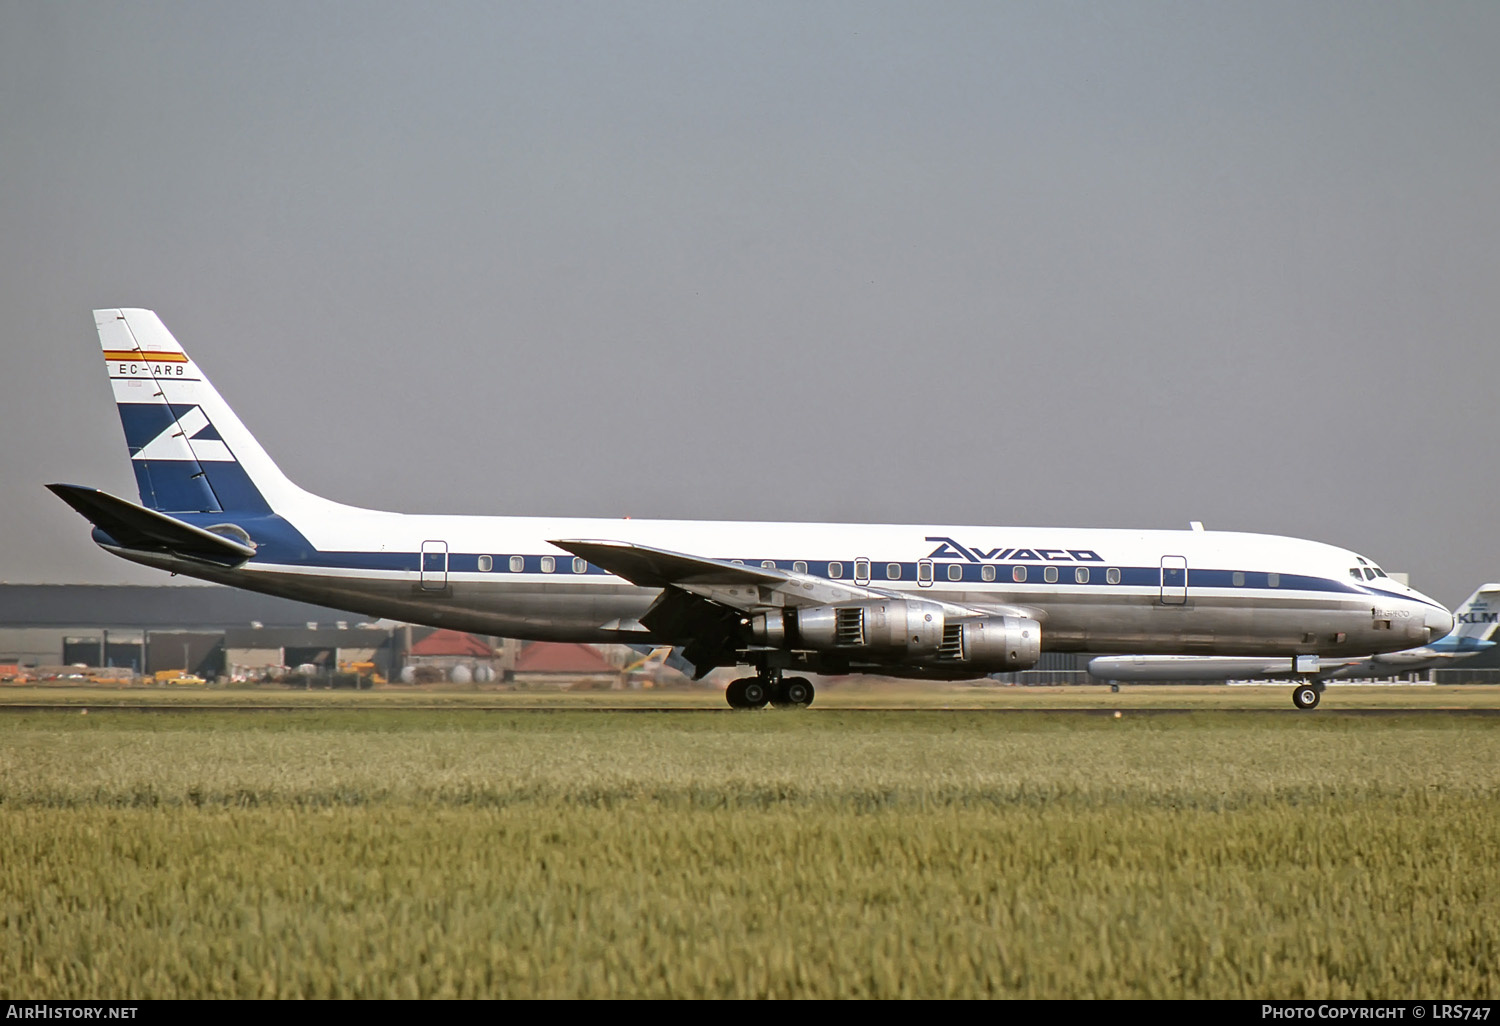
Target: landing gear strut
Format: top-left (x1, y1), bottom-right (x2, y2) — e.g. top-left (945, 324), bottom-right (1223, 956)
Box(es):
top-left (725, 671), bottom-right (815, 709)
top-left (1291, 682), bottom-right (1323, 710)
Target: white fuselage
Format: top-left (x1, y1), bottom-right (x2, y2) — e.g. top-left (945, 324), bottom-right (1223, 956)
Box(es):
top-left (111, 503), bottom-right (1452, 660)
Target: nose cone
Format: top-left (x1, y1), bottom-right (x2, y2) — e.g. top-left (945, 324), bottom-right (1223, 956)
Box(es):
top-left (1424, 603), bottom-right (1455, 643)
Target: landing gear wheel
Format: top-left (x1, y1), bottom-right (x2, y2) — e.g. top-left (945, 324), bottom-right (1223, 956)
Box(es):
top-left (1292, 684), bottom-right (1321, 710)
top-left (725, 678), bottom-right (750, 709)
top-left (775, 676), bottom-right (814, 708)
top-left (741, 678), bottom-right (770, 708)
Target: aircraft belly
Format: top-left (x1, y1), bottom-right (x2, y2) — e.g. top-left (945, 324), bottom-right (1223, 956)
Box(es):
top-left (106, 549), bottom-right (661, 641)
top-left (1034, 594), bottom-right (1389, 656)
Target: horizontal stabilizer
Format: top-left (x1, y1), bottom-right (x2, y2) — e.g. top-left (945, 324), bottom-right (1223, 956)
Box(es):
top-left (47, 484), bottom-right (256, 566)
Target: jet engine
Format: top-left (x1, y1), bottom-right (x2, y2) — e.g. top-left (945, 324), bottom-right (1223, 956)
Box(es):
top-left (795, 599), bottom-right (946, 654)
top-left (752, 600), bottom-right (1041, 673)
top-left (939, 614), bottom-right (1042, 672)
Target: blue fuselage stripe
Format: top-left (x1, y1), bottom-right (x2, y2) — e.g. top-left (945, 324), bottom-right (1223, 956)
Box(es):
top-left (152, 511), bottom-right (1403, 600)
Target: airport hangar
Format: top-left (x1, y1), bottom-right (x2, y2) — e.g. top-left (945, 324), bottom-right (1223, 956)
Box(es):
top-left (0, 584), bottom-right (402, 681)
top-left (1, 584), bottom-right (1496, 685)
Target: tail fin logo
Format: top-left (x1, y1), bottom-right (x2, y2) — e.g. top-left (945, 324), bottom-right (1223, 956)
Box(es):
top-left (133, 407), bottom-right (234, 463)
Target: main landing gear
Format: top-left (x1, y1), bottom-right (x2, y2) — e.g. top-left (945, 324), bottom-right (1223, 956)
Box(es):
top-left (725, 672), bottom-right (815, 710)
top-left (1291, 682), bottom-right (1325, 710)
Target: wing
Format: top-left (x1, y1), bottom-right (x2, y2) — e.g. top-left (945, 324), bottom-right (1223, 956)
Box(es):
top-left (552, 538), bottom-right (891, 608)
top-left (549, 538), bottom-right (1039, 678)
top-left (551, 537), bottom-right (889, 678)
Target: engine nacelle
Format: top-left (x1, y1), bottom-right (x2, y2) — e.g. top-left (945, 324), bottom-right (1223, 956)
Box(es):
top-left (753, 603), bottom-right (1042, 675)
top-left (938, 615), bottom-right (1042, 672)
top-left (796, 599), bottom-right (946, 656)
top-left (751, 610), bottom-right (786, 647)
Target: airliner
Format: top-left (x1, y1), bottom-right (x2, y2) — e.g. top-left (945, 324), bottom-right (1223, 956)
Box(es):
top-left (1088, 584), bottom-right (1500, 706)
top-left (49, 309), bottom-right (1454, 710)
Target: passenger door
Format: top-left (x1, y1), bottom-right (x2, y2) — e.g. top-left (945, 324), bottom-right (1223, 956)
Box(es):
top-left (1160, 555), bottom-right (1187, 605)
top-left (420, 540), bottom-right (449, 591)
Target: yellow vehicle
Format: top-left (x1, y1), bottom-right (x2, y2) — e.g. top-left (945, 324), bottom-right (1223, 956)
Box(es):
top-left (154, 670), bottom-right (206, 685)
top-left (339, 661), bottom-right (387, 685)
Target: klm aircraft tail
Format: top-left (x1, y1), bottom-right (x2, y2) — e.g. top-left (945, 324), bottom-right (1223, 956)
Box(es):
top-left (93, 308), bottom-right (303, 514)
top-left (1451, 585), bottom-right (1500, 642)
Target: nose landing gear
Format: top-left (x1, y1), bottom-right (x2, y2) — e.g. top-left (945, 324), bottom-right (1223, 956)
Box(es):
top-left (1292, 682), bottom-right (1324, 710)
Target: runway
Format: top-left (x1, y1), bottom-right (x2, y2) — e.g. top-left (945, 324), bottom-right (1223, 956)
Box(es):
top-left (3, 702), bottom-right (1500, 715)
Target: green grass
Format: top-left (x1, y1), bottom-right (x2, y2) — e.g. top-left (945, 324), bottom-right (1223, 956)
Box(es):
top-left (2, 709), bottom-right (1498, 998)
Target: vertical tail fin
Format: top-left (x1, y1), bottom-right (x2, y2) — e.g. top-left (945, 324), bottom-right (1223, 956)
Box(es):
top-left (1452, 585), bottom-right (1500, 641)
top-left (97, 309), bottom-right (303, 514)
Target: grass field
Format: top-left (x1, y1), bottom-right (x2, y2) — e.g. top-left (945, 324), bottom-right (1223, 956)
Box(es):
top-left (2, 691), bottom-right (1498, 998)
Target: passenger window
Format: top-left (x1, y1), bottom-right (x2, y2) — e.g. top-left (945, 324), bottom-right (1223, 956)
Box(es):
top-left (761, 560), bottom-right (776, 569)
top-left (1075, 567), bottom-right (1089, 584)
top-left (509, 555), bottom-right (524, 572)
top-left (732, 559), bottom-right (744, 565)
top-left (1233, 571), bottom-right (1244, 586)
top-left (948, 564), bottom-right (963, 582)
top-left (573, 557), bottom-right (587, 574)
top-left (886, 563), bottom-right (901, 580)
top-left (478, 555), bottom-right (493, 572)
top-left (1268, 573), bottom-right (1280, 587)
top-left (828, 561), bottom-right (843, 579)
top-left (1106, 568), bottom-right (1121, 585)
top-left (1043, 566), bottom-right (1058, 583)
top-left (981, 565), bottom-right (996, 582)
top-left (855, 559), bottom-right (870, 583)
top-left (540, 556), bottom-right (555, 573)
top-left (1013, 566), bottom-right (1027, 583)
top-left (793, 561), bottom-right (807, 574)
top-left (917, 562), bottom-right (933, 583)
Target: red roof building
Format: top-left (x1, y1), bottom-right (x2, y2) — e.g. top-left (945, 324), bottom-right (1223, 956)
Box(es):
top-left (408, 629), bottom-right (495, 658)
top-left (513, 642), bottom-right (617, 674)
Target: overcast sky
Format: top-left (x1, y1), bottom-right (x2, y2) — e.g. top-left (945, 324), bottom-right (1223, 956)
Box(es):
top-left (2, 2), bottom-right (1497, 609)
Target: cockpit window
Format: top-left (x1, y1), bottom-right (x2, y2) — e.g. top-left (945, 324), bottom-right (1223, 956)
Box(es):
top-left (1374, 568), bottom-right (1388, 578)
top-left (1364, 568), bottom-right (1377, 580)
top-left (1350, 568), bottom-right (1362, 580)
